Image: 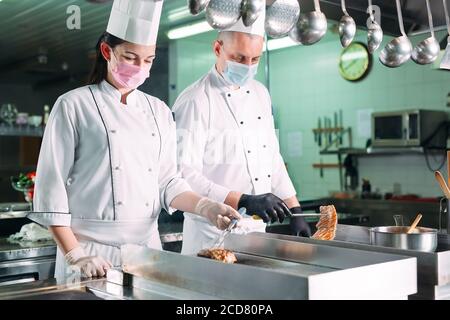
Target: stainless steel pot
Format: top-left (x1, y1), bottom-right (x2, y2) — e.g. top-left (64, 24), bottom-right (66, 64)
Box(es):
top-left (369, 226), bottom-right (438, 252)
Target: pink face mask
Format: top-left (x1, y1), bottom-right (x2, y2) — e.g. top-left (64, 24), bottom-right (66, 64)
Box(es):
top-left (109, 51), bottom-right (150, 90)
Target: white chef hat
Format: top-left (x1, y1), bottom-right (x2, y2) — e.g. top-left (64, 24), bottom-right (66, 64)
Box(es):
top-left (106, 0), bottom-right (164, 46)
top-left (222, 7), bottom-right (266, 37)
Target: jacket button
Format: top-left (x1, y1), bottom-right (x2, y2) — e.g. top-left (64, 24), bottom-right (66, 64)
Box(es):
top-left (111, 129), bottom-right (117, 134)
top-left (247, 90), bottom-right (250, 94)
top-left (152, 133), bottom-right (156, 137)
top-left (240, 121), bottom-right (244, 125)
top-left (263, 145), bottom-right (267, 148)
top-left (227, 93), bottom-right (231, 97)
top-left (258, 116), bottom-right (261, 120)
top-left (248, 150), bottom-right (251, 153)
top-left (145, 202), bottom-right (150, 207)
top-left (268, 174), bottom-right (271, 178)
top-left (115, 166), bottom-right (121, 171)
top-left (117, 201), bottom-right (123, 206)
top-left (255, 178), bottom-right (259, 181)
top-left (148, 168), bottom-right (152, 172)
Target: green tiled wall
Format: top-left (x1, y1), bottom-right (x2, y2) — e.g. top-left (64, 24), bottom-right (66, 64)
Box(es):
top-left (169, 28), bottom-right (450, 200)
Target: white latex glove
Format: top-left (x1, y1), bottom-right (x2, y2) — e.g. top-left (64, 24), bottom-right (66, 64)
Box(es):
top-left (195, 197), bottom-right (241, 230)
top-left (65, 246), bottom-right (112, 278)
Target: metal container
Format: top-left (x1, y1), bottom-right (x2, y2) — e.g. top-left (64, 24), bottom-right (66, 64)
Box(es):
top-left (370, 226), bottom-right (437, 252)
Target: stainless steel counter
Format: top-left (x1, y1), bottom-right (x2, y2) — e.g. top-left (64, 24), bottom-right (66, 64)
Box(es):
top-left (0, 230), bottom-right (418, 300)
top-left (105, 236), bottom-right (416, 300)
top-left (252, 225), bottom-right (450, 300)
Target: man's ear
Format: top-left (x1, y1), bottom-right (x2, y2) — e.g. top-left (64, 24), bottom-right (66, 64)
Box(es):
top-left (213, 40), bottom-right (222, 58)
top-left (100, 42), bottom-right (111, 61)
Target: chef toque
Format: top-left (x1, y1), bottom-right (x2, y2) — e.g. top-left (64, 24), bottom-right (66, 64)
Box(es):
top-left (106, 0), bottom-right (164, 45)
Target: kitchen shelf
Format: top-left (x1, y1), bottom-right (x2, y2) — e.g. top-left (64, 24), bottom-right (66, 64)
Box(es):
top-left (0, 125), bottom-right (43, 137)
top-left (320, 146), bottom-right (447, 193)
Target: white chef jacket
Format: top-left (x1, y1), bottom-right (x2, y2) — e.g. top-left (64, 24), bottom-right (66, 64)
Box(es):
top-left (173, 66), bottom-right (296, 255)
top-left (28, 80), bottom-right (191, 279)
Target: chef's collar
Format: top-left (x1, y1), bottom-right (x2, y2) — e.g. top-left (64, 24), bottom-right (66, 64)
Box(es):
top-left (99, 80), bottom-right (138, 106)
top-left (210, 65), bottom-right (250, 94)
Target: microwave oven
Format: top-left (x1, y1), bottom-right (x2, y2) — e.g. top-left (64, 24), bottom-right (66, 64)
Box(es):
top-left (371, 109), bottom-right (448, 148)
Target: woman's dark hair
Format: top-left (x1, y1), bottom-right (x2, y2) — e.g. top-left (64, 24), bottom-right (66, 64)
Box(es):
top-left (88, 32), bottom-right (126, 84)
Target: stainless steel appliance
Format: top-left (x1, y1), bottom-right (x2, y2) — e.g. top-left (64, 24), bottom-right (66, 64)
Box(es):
top-left (371, 109), bottom-right (448, 148)
top-left (102, 237), bottom-right (416, 300)
top-left (0, 202), bottom-right (56, 286)
top-left (0, 238), bottom-right (56, 286)
top-left (254, 225), bottom-right (450, 300)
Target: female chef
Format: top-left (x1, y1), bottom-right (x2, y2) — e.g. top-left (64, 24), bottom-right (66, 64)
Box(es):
top-left (28, 0), bottom-right (240, 279)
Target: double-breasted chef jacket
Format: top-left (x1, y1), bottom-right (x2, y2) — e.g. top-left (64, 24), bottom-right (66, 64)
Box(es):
top-left (173, 66), bottom-right (297, 255)
top-left (28, 80), bottom-right (191, 278)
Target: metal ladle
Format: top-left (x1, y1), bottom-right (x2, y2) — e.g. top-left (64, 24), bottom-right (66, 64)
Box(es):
top-left (289, 0), bottom-right (327, 45)
top-left (188, 0), bottom-right (210, 15)
top-left (440, 0), bottom-right (450, 69)
top-left (265, 0), bottom-right (300, 38)
top-left (338, 0), bottom-right (356, 48)
top-left (379, 0), bottom-right (412, 67)
top-left (205, 0), bottom-right (242, 30)
top-left (241, 0), bottom-right (265, 27)
top-left (367, 0), bottom-right (383, 53)
top-left (412, 0), bottom-right (440, 64)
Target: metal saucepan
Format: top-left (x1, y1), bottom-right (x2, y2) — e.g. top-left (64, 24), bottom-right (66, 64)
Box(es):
top-left (369, 226), bottom-right (438, 252)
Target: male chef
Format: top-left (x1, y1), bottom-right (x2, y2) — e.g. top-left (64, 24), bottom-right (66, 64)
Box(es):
top-left (173, 8), bottom-right (311, 254)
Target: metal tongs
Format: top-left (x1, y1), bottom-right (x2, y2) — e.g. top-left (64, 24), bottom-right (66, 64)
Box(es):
top-left (251, 203), bottom-right (324, 221)
top-left (212, 208), bottom-right (245, 248)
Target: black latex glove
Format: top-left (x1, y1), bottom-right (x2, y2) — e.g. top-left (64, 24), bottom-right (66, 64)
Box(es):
top-left (237, 193), bottom-right (292, 223)
top-left (289, 206), bottom-right (312, 237)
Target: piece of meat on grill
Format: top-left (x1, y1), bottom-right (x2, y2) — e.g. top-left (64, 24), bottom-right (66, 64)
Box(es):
top-left (197, 248), bottom-right (238, 264)
top-left (311, 205), bottom-right (338, 241)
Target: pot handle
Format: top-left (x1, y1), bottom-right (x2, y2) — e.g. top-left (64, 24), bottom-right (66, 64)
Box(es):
top-left (393, 214), bottom-right (404, 226)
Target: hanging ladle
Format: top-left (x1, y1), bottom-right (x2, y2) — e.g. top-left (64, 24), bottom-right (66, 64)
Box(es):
top-left (412, 0), bottom-right (440, 64)
top-left (265, 0), bottom-right (300, 38)
top-left (188, 0), bottom-right (211, 15)
top-left (241, 0), bottom-right (265, 27)
top-left (367, 0), bottom-right (383, 53)
top-left (205, 0), bottom-right (242, 30)
top-left (379, 0), bottom-right (412, 67)
top-left (289, 0), bottom-right (327, 45)
top-left (338, 0), bottom-right (356, 48)
top-left (440, 0), bottom-right (450, 69)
